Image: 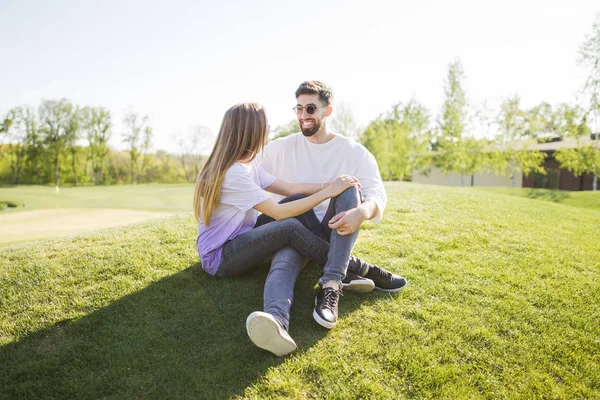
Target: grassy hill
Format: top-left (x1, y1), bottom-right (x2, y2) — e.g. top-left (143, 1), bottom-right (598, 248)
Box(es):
top-left (0, 182), bottom-right (598, 399)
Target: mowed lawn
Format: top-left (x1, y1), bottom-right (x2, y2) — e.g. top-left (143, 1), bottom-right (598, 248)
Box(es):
top-left (0, 184), bottom-right (194, 244)
top-left (0, 183), bottom-right (599, 399)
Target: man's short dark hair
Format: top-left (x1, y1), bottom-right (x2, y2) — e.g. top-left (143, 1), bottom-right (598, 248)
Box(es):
top-left (295, 81), bottom-right (333, 106)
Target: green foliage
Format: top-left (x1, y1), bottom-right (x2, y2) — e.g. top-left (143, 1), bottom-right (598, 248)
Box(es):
top-left (434, 59), bottom-right (487, 184)
top-left (122, 112), bottom-right (151, 184)
top-left (552, 103), bottom-right (598, 177)
top-left (362, 99), bottom-right (432, 181)
top-left (81, 106), bottom-right (112, 185)
top-left (172, 126), bottom-right (211, 183)
top-left (579, 12), bottom-right (600, 189)
top-left (490, 95), bottom-right (547, 185)
top-left (525, 102), bottom-right (556, 138)
top-left (555, 144), bottom-right (600, 177)
top-left (270, 119), bottom-right (299, 139)
top-left (0, 146), bottom-right (189, 186)
top-left (329, 101), bottom-right (361, 139)
top-left (439, 59), bottom-right (467, 141)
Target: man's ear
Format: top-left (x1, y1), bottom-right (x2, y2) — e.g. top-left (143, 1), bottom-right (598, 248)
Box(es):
top-left (325, 105), bottom-right (333, 117)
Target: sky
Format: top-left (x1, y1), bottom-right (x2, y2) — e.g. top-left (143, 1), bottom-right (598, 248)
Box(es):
top-left (1, 0), bottom-right (598, 154)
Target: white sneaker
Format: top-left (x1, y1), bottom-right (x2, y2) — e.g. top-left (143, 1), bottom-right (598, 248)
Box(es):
top-left (342, 271), bottom-right (375, 293)
top-left (246, 311), bottom-right (297, 357)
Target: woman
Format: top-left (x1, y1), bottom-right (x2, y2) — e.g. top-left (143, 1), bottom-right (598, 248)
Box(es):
top-left (193, 103), bottom-right (358, 355)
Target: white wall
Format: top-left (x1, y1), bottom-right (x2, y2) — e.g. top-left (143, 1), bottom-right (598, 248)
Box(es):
top-left (412, 168), bottom-right (522, 188)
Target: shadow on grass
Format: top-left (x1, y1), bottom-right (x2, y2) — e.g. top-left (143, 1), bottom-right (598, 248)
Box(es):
top-left (0, 262), bottom-right (366, 399)
top-left (524, 188), bottom-right (569, 203)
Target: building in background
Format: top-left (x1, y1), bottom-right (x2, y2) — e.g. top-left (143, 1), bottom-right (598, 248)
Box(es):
top-left (412, 135), bottom-right (597, 191)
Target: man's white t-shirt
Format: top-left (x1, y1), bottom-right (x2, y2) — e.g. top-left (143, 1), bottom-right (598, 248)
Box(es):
top-left (196, 160), bottom-right (276, 275)
top-left (260, 132), bottom-right (387, 223)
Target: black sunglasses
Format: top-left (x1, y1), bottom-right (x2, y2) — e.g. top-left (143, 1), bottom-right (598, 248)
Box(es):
top-left (293, 104), bottom-right (323, 115)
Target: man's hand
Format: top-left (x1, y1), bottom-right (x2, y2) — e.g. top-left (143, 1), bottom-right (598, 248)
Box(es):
top-left (327, 206), bottom-right (369, 236)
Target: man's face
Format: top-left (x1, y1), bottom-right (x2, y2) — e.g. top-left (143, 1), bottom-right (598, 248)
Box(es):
top-left (295, 94), bottom-right (328, 137)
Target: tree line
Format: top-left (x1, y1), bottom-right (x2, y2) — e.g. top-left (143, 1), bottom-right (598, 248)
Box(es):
top-left (0, 100), bottom-right (208, 187)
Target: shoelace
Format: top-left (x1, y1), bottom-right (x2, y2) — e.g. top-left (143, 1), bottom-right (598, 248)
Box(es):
top-left (379, 269), bottom-right (394, 282)
top-left (371, 268), bottom-right (394, 283)
top-left (322, 288), bottom-right (343, 310)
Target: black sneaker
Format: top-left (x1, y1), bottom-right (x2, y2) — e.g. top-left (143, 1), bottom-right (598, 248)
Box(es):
top-left (342, 271), bottom-right (375, 293)
top-left (365, 266), bottom-right (408, 293)
top-left (313, 286), bottom-right (343, 329)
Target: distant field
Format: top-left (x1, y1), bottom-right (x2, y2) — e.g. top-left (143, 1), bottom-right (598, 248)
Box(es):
top-left (474, 186), bottom-right (600, 210)
top-left (0, 184), bottom-right (195, 212)
top-left (1, 182), bottom-right (598, 398)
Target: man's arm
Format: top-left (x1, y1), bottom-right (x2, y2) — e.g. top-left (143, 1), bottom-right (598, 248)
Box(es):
top-left (328, 148), bottom-right (386, 236)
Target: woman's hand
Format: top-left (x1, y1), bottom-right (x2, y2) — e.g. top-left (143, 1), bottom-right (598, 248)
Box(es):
top-left (325, 175), bottom-right (359, 197)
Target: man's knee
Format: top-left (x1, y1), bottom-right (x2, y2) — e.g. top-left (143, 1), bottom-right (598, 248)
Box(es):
top-left (334, 186), bottom-right (361, 208)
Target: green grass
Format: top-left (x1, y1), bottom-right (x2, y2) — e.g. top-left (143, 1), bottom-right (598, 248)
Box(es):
top-left (475, 186), bottom-right (600, 210)
top-left (1, 182), bottom-right (599, 399)
top-left (0, 183), bottom-right (195, 212)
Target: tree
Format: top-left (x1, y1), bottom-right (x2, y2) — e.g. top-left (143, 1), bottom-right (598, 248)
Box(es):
top-left (362, 117), bottom-right (408, 180)
top-left (435, 59), bottom-right (482, 186)
top-left (579, 12), bottom-right (600, 190)
top-left (270, 119), bottom-right (299, 139)
top-left (173, 125), bottom-right (212, 183)
top-left (329, 101), bottom-right (361, 140)
top-left (138, 125), bottom-right (153, 183)
top-left (39, 99), bottom-right (74, 190)
top-left (22, 106), bottom-right (44, 184)
top-left (5, 107), bottom-right (27, 183)
top-left (361, 99), bottom-right (432, 181)
top-left (491, 95), bottom-right (546, 186)
top-left (525, 102), bottom-right (556, 139)
top-left (82, 107), bottom-right (112, 185)
top-left (395, 98), bottom-right (434, 175)
top-left (122, 111), bottom-right (148, 184)
top-left (0, 111), bottom-right (14, 136)
top-left (65, 107), bottom-right (82, 185)
top-left (553, 103), bottom-right (595, 178)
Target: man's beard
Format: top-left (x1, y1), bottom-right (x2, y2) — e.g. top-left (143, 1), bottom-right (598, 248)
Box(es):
top-left (300, 118), bottom-right (320, 137)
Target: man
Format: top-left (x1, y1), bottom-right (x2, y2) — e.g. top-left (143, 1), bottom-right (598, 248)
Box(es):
top-left (245, 81), bottom-right (407, 357)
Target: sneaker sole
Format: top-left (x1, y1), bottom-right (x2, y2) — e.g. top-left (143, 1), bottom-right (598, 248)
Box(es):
top-left (374, 280), bottom-right (408, 293)
top-left (342, 279), bottom-right (375, 293)
top-left (246, 312), bottom-right (296, 357)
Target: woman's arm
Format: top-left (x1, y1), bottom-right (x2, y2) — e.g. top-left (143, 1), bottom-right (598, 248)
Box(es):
top-left (265, 179), bottom-right (328, 197)
top-left (255, 176), bottom-right (357, 221)
top-left (266, 177), bottom-right (361, 197)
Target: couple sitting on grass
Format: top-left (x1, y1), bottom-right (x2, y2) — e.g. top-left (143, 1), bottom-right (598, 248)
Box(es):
top-left (193, 81), bottom-right (407, 357)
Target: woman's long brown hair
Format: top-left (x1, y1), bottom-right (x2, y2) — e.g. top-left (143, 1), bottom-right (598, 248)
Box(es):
top-left (193, 103), bottom-right (268, 225)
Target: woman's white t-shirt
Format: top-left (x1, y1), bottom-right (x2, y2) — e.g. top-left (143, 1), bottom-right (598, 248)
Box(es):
top-left (196, 160), bottom-right (276, 275)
